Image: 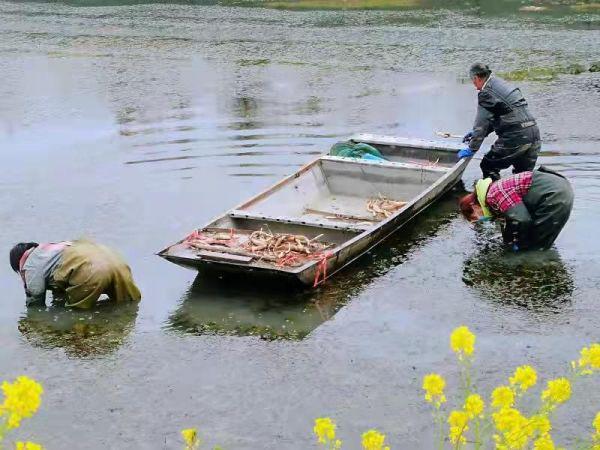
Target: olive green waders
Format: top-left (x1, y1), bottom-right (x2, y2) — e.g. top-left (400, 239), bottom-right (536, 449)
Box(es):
top-left (52, 241), bottom-right (141, 309)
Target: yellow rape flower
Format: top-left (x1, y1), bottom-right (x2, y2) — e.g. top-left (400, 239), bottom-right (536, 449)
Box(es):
top-left (541, 378), bottom-right (571, 406)
top-left (491, 386), bottom-right (515, 410)
top-left (493, 407), bottom-right (532, 449)
top-left (448, 410), bottom-right (469, 445)
top-left (578, 344), bottom-right (600, 373)
top-left (314, 417), bottom-right (336, 442)
top-left (509, 365), bottom-right (537, 393)
top-left (422, 373), bottom-right (446, 408)
top-left (361, 429), bottom-right (389, 450)
top-left (533, 434), bottom-right (556, 450)
top-left (0, 376), bottom-right (43, 429)
top-left (493, 408), bottom-right (525, 433)
top-left (529, 415), bottom-right (552, 436)
top-left (181, 428), bottom-right (199, 449)
top-left (464, 394), bottom-right (485, 419)
top-left (313, 417), bottom-right (341, 449)
top-left (594, 411), bottom-right (600, 435)
top-left (450, 326), bottom-right (476, 359)
top-left (15, 443), bottom-right (43, 450)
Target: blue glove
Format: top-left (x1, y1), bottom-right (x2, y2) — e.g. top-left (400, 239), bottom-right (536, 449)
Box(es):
top-left (462, 131), bottom-right (474, 143)
top-left (512, 243), bottom-right (520, 252)
top-left (458, 148), bottom-right (474, 159)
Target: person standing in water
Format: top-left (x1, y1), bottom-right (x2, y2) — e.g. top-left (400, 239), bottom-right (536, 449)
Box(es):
top-left (10, 240), bottom-right (141, 309)
top-left (458, 63), bottom-right (541, 181)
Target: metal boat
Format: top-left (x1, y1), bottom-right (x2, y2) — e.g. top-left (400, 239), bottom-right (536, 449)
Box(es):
top-left (158, 133), bottom-right (467, 286)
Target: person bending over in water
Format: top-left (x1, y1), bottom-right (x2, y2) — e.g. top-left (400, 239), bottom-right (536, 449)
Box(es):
top-left (459, 167), bottom-right (573, 251)
top-left (10, 240), bottom-right (141, 309)
top-left (458, 63), bottom-right (541, 181)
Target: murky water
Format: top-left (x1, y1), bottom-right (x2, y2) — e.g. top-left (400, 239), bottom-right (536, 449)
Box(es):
top-left (0, 1), bottom-right (599, 448)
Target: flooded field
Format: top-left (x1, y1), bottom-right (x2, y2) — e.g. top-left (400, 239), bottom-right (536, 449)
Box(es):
top-left (0, 1), bottom-right (599, 448)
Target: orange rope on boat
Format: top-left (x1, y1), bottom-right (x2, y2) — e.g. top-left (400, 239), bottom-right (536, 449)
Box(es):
top-left (184, 230), bottom-right (201, 242)
top-left (276, 253), bottom-right (301, 268)
top-left (313, 251), bottom-right (334, 287)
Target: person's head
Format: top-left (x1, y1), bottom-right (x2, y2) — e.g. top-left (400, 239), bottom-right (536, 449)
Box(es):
top-left (459, 193), bottom-right (484, 223)
top-left (469, 63), bottom-right (492, 91)
top-left (9, 242), bottom-right (38, 273)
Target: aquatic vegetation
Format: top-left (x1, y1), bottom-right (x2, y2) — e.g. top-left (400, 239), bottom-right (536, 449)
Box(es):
top-left (237, 59), bottom-right (270, 67)
top-left (0, 376), bottom-right (43, 449)
top-left (570, 2), bottom-right (600, 12)
top-left (499, 63), bottom-right (594, 81)
top-left (234, 0), bottom-right (422, 11)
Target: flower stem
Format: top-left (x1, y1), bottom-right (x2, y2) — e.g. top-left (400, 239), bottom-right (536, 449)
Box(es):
top-left (474, 419), bottom-right (481, 450)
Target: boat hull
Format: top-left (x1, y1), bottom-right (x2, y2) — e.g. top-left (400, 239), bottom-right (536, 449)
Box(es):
top-left (158, 134), bottom-right (468, 286)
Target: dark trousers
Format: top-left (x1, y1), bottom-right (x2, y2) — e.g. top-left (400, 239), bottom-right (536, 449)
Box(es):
top-left (527, 168), bottom-right (574, 249)
top-left (501, 168), bottom-right (574, 250)
top-left (480, 141), bottom-right (540, 181)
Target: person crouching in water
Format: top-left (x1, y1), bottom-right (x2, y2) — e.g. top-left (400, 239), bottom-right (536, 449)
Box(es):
top-left (459, 167), bottom-right (574, 251)
top-left (458, 63), bottom-right (541, 181)
top-left (10, 240), bottom-right (141, 308)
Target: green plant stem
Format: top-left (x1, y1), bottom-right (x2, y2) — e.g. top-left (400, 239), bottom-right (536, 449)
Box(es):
top-left (475, 418), bottom-right (484, 450)
top-left (0, 418), bottom-right (7, 446)
top-left (435, 410), bottom-right (444, 450)
top-left (464, 359), bottom-right (473, 396)
top-left (455, 424), bottom-right (467, 450)
top-left (459, 358), bottom-right (474, 401)
top-left (479, 420), bottom-right (493, 446)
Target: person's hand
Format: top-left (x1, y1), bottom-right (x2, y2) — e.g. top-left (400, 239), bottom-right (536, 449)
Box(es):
top-left (462, 130), bottom-right (474, 143)
top-left (458, 148), bottom-right (474, 159)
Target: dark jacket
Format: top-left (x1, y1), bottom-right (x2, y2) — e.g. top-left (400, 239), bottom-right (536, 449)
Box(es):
top-left (501, 167), bottom-right (574, 250)
top-left (469, 76), bottom-right (539, 153)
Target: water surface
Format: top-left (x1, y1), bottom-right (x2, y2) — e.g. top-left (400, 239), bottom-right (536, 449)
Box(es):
top-left (0, 2), bottom-right (599, 448)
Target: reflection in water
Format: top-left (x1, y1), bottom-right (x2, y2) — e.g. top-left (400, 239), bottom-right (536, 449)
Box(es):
top-left (228, 97), bottom-right (262, 131)
top-left (462, 242), bottom-right (574, 312)
top-left (167, 276), bottom-right (335, 340)
top-left (166, 192), bottom-right (461, 339)
top-left (18, 302), bottom-right (139, 358)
